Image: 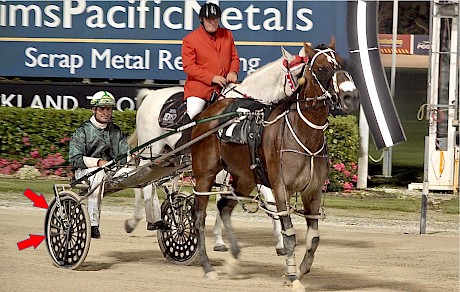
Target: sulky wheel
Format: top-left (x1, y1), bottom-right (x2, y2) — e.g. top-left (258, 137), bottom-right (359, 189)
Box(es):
top-left (44, 191), bottom-right (91, 269)
top-left (157, 192), bottom-right (198, 265)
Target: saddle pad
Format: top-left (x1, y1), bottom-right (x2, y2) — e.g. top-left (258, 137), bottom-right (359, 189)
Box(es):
top-left (158, 92), bottom-right (187, 129)
top-left (218, 98), bottom-right (271, 145)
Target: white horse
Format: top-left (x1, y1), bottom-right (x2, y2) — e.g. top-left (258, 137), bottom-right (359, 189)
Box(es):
top-left (125, 46), bottom-right (307, 255)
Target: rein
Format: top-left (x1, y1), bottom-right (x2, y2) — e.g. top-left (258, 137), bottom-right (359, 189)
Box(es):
top-left (220, 85), bottom-right (252, 99)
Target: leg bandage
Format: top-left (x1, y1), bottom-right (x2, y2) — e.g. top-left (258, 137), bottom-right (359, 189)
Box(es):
top-left (282, 227), bottom-right (296, 237)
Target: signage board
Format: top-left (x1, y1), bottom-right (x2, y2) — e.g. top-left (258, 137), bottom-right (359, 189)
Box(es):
top-left (0, 0), bottom-right (349, 80)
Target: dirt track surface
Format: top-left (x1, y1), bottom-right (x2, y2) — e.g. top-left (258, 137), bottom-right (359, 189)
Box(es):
top-left (1, 195), bottom-right (458, 292)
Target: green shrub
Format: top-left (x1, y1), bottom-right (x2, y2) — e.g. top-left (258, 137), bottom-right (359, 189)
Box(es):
top-left (326, 115), bottom-right (359, 163)
top-left (0, 107), bottom-right (135, 176)
top-left (325, 115), bottom-right (359, 191)
top-left (0, 108), bottom-right (359, 191)
top-left (0, 107), bottom-right (135, 160)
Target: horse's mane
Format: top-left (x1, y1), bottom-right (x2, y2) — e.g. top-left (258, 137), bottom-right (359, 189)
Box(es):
top-left (239, 56), bottom-right (282, 84)
top-left (314, 44), bottom-right (329, 50)
top-left (224, 56), bottom-right (284, 103)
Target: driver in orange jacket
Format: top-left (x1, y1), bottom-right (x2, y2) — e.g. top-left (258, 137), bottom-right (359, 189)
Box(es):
top-left (182, 2), bottom-right (240, 120)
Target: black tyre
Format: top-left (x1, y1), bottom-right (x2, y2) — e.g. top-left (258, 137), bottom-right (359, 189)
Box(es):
top-left (157, 192), bottom-right (198, 265)
top-left (44, 191), bottom-right (91, 269)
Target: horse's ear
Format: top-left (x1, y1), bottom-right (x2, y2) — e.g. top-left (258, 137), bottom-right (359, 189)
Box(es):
top-left (281, 46), bottom-right (295, 62)
top-left (303, 42), bottom-right (315, 58)
top-left (328, 36), bottom-right (336, 50)
top-left (298, 46), bottom-right (306, 57)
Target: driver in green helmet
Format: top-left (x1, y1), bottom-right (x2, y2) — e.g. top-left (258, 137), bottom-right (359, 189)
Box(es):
top-left (69, 91), bottom-right (169, 239)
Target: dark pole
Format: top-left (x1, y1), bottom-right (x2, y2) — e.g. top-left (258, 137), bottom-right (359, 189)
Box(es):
top-left (420, 136), bottom-right (429, 234)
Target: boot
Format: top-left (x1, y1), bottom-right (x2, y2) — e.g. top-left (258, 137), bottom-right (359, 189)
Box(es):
top-left (175, 114), bottom-right (193, 166)
top-left (175, 113), bottom-right (192, 148)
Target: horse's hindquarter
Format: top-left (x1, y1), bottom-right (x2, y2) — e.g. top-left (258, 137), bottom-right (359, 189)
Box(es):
top-left (136, 87), bottom-right (183, 153)
top-left (191, 99), bottom-right (257, 193)
top-left (191, 99), bottom-right (233, 191)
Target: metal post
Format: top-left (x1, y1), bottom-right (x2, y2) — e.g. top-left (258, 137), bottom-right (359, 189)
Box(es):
top-left (382, 0), bottom-right (399, 178)
top-left (420, 136), bottom-right (429, 234)
top-left (357, 106), bottom-right (369, 189)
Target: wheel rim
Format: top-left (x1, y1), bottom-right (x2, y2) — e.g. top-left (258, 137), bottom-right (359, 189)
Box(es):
top-left (158, 195), bottom-right (198, 265)
top-left (46, 195), bottom-right (90, 269)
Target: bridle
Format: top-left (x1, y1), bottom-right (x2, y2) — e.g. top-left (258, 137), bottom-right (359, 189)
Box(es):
top-left (281, 55), bottom-right (310, 95)
top-left (281, 48), bottom-right (350, 156)
top-left (301, 48), bottom-right (354, 111)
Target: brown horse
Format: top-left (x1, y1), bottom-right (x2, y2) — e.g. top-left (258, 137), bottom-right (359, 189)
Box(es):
top-left (190, 37), bottom-right (359, 290)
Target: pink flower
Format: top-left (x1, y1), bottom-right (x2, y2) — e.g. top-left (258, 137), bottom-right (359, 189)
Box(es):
top-left (30, 149), bottom-right (40, 158)
top-left (59, 137), bottom-right (71, 144)
top-left (0, 160), bottom-right (22, 175)
top-left (352, 174), bottom-right (358, 183)
top-left (22, 136), bottom-right (30, 146)
top-left (344, 170), bottom-right (351, 177)
top-left (343, 182), bottom-right (353, 190)
top-left (50, 145), bottom-right (56, 150)
top-left (54, 168), bottom-right (63, 177)
top-left (350, 162), bottom-right (357, 170)
top-left (333, 163), bottom-right (344, 171)
top-left (0, 159), bottom-right (9, 167)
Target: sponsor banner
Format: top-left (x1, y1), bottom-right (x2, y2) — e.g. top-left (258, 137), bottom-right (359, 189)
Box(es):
top-left (378, 34), bottom-right (412, 55)
top-left (0, 81), bottom-right (171, 110)
top-left (0, 0), bottom-right (348, 81)
top-left (413, 35), bottom-right (430, 55)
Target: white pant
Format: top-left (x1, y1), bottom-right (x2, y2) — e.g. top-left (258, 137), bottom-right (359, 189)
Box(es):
top-left (186, 96), bottom-right (207, 120)
top-left (75, 167), bottom-right (133, 227)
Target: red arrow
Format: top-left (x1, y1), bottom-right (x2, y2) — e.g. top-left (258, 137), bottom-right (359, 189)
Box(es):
top-left (23, 188), bottom-right (48, 209)
top-left (17, 234), bottom-right (46, 250)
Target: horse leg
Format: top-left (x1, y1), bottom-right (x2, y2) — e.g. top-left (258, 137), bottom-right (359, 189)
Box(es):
top-left (297, 218), bottom-right (319, 279)
top-left (213, 194), bottom-right (228, 251)
top-left (279, 214), bottom-right (305, 291)
top-left (218, 196), bottom-right (241, 278)
top-left (297, 189), bottom-right (322, 279)
top-left (194, 194), bottom-right (219, 279)
top-left (213, 170), bottom-right (230, 252)
top-left (258, 185), bottom-right (285, 256)
top-left (143, 184), bottom-right (163, 230)
top-left (125, 187), bottom-right (144, 233)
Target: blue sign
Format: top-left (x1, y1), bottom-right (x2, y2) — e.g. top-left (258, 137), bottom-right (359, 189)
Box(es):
top-left (0, 0), bottom-right (348, 80)
top-left (413, 35), bottom-right (430, 55)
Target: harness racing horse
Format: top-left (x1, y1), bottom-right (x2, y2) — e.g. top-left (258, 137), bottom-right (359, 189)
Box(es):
top-left (190, 38), bottom-right (359, 290)
top-left (125, 47), bottom-right (309, 256)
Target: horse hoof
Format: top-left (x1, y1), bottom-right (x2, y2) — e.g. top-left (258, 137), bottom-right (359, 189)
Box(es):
top-left (213, 245), bottom-right (228, 252)
top-left (276, 248), bottom-right (286, 256)
top-left (204, 271), bottom-right (219, 280)
top-left (223, 257), bottom-right (240, 277)
top-left (124, 219), bottom-right (135, 233)
top-left (291, 279), bottom-right (305, 292)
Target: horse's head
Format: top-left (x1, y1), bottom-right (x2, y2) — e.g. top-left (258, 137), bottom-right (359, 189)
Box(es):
top-left (281, 46), bottom-right (309, 97)
top-left (300, 37), bottom-right (360, 113)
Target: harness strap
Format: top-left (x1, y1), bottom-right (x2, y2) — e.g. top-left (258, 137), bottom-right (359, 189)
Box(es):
top-left (263, 110), bottom-right (289, 126)
top-left (296, 101), bottom-right (329, 130)
top-left (285, 115), bottom-right (325, 157)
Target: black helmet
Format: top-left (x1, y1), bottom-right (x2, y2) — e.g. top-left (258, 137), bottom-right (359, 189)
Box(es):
top-left (199, 3), bottom-right (221, 18)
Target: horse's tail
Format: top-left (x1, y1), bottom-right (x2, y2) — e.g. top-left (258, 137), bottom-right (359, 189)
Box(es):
top-left (128, 129), bottom-right (138, 148)
top-left (136, 88), bottom-right (151, 108)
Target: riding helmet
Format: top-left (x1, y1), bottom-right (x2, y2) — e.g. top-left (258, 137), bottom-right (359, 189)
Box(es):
top-left (90, 91), bottom-right (116, 107)
top-left (199, 3), bottom-right (221, 18)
